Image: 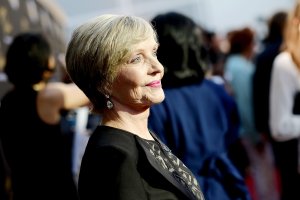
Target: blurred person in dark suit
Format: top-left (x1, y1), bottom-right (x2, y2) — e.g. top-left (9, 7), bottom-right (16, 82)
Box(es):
top-left (253, 11), bottom-right (287, 140)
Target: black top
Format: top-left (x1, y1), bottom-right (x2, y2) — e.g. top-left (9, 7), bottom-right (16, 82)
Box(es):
top-left (0, 87), bottom-right (78, 200)
top-left (78, 125), bottom-right (205, 200)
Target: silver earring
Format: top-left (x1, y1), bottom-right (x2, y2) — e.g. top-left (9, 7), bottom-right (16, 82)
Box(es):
top-left (105, 94), bottom-right (114, 109)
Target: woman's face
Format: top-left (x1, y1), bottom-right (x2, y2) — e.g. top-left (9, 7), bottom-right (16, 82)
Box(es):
top-left (111, 35), bottom-right (165, 111)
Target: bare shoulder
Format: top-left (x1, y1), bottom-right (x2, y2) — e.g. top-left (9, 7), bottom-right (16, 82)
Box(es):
top-left (38, 83), bottom-right (63, 105)
top-left (37, 83), bottom-right (65, 124)
top-left (43, 82), bottom-right (89, 110)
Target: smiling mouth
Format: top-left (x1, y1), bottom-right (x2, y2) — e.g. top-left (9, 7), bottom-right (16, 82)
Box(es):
top-left (146, 80), bottom-right (161, 88)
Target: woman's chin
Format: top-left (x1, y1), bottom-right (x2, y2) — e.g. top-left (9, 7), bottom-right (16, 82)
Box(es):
top-left (152, 93), bottom-right (165, 105)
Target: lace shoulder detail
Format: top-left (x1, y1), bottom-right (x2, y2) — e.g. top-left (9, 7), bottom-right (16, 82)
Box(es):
top-left (143, 139), bottom-right (205, 200)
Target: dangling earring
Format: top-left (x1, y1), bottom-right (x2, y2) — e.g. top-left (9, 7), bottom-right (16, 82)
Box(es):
top-left (105, 94), bottom-right (114, 109)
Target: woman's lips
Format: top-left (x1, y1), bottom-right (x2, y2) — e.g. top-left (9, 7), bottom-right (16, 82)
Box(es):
top-left (146, 80), bottom-right (161, 88)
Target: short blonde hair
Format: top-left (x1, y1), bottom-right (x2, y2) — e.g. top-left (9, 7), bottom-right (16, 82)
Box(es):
top-left (66, 14), bottom-right (157, 112)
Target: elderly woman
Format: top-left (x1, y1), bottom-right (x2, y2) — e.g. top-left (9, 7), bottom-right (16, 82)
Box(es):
top-left (65, 14), bottom-right (205, 200)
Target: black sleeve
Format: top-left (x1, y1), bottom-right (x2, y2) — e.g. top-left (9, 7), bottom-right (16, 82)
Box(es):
top-left (78, 146), bottom-right (147, 200)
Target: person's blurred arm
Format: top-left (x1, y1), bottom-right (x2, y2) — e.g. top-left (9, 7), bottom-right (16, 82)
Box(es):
top-left (38, 82), bottom-right (90, 124)
top-left (46, 82), bottom-right (90, 110)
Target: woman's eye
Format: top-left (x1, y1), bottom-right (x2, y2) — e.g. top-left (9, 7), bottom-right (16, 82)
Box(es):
top-left (130, 55), bottom-right (142, 64)
top-left (153, 51), bottom-right (158, 57)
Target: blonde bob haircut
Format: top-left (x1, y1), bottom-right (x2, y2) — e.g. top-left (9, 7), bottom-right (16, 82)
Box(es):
top-left (65, 14), bottom-right (157, 113)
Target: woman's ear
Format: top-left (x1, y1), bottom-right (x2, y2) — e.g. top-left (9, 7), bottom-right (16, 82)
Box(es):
top-left (47, 56), bottom-right (56, 72)
top-left (43, 56), bottom-right (56, 81)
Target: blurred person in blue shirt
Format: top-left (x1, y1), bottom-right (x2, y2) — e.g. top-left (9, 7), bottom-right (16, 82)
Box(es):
top-left (149, 12), bottom-right (250, 200)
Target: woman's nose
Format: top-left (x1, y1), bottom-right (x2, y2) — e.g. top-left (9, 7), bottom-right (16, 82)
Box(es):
top-left (149, 58), bottom-right (164, 74)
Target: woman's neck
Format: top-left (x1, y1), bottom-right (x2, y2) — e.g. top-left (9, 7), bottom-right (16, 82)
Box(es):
top-left (101, 108), bottom-right (154, 140)
top-left (291, 52), bottom-right (300, 70)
